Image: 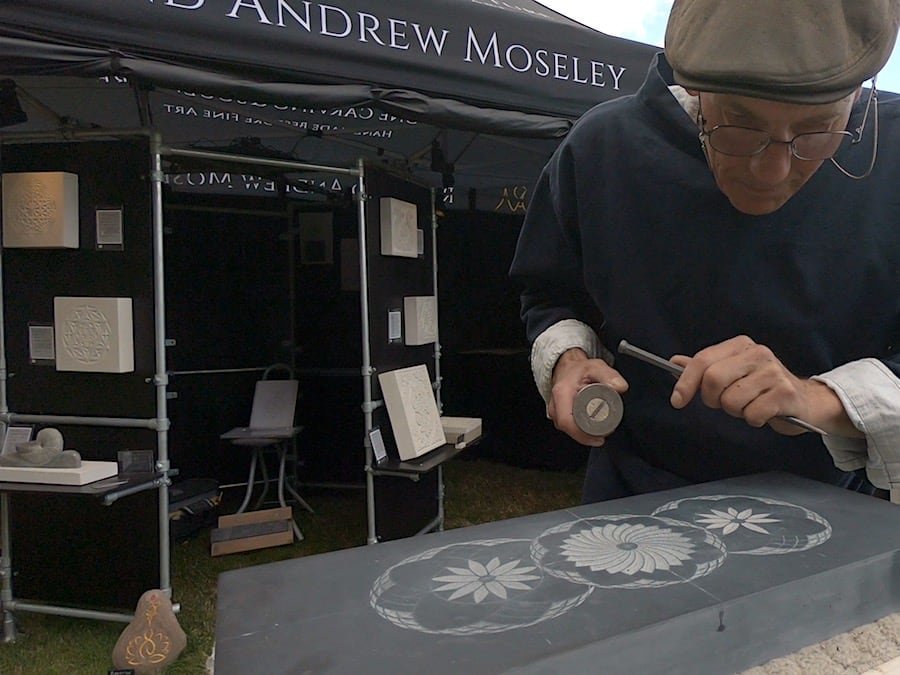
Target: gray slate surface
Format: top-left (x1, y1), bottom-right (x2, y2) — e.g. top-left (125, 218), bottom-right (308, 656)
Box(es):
top-left (215, 472), bottom-right (900, 674)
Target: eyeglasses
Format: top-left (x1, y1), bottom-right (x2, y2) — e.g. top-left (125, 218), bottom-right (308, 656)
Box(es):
top-left (697, 82), bottom-right (879, 179)
top-left (699, 126), bottom-right (852, 160)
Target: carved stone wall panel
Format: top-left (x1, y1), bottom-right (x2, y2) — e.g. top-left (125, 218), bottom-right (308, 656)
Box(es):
top-left (53, 296), bottom-right (134, 373)
top-left (2, 171), bottom-right (79, 248)
top-left (378, 364), bottom-right (444, 460)
top-left (403, 295), bottom-right (437, 346)
top-left (379, 197), bottom-right (418, 258)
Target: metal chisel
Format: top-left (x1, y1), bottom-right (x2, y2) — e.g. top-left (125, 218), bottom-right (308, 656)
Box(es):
top-left (617, 340), bottom-right (828, 436)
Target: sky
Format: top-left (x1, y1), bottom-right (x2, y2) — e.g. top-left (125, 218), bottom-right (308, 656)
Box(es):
top-left (539, 0), bottom-right (900, 94)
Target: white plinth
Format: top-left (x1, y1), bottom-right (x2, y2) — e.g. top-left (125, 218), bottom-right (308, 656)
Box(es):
top-left (2, 171), bottom-right (80, 248)
top-left (379, 197), bottom-right (418, 258)
top-left (440, 416), bottom-right (482, 445)
top-left (54, 296), bottom-right (134, 373)
top-left (0, 460), bottom-right (118, 485)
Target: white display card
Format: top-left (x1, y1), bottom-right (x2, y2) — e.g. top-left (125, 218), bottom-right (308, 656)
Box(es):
top-left (96, 207), bottom-right (124, 248)
top-left (388, 309), bottom-right (402, 342)
top-left (368, 427), bottom-right (388, 464)
top-left (28, 324), bottom-right (56, 362)
top-left (1, 426), bottom-right (33, 456)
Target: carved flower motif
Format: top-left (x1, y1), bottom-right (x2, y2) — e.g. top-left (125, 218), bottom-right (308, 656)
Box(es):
top-left (561, 523), bottom-right (696, 575)
top-left (695, 507), bottom-right (780, 535)
top-left (432, 556), bottom-right (540, 603)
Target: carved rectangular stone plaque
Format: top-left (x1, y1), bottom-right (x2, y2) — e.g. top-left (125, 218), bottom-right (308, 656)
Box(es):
top-left (403, 295), bottom-right (437, 346)
top-left (379, 197), bottom-right (418, 258)
top-left (377, 364), bottom-right (444, 460)
top-left (2, 171), bottom-right (79, 248)
top-left (53, 296), bottom-right (134, 373)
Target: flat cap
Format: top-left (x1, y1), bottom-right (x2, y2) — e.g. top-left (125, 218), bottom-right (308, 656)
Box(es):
top-left (665, 0), bottom-right (900, 103)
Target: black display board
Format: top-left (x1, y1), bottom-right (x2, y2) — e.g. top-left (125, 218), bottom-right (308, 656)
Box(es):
top-left (362, 166), bottom-right (444, 541)
top-left (1, 139), bottom-right (159, 609)
top-left (10, 490), bottom-right (159, 611)
top-left (364, 166), bottom-right (435, 378)
top-left (2, 141), bottom-right (156, 451)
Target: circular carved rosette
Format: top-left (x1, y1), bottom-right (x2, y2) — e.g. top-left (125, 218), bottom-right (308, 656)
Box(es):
top-left (531, 515), bottom-right (727, 589)
top-left (370, 538), bottom-right (592, 635)
top-left (652, 495), bottom-right (832, 555)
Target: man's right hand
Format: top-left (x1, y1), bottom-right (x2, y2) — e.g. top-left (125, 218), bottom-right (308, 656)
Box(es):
top-left (548, 348), bottom-right (629, 447)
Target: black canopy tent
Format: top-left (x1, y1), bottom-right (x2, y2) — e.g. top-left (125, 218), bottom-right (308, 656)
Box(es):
top-left (0, 0), bottom-right (658, 211)
top-left (0, 0), bottom-right (658, 632)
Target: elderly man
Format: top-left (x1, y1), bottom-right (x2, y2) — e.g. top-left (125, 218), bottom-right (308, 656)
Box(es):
top-left (509, 0), bottom-right (900, 503)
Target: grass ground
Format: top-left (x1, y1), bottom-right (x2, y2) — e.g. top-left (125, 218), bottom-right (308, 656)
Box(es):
top-left (0, 458), bottom-right (583, 674)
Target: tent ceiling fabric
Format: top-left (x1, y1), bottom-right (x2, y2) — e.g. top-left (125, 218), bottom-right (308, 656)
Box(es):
top-left (0, 0), bottom-right (658, 212)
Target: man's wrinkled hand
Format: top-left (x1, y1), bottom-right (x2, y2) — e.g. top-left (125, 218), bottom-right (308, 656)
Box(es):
top-left (548, 348), bottom-right (629, 446)
top-left (668, 335), bottom-right (859, 437)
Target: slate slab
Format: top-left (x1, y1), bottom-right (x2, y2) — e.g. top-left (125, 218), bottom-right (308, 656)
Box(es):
top-left (215, 472), bottom-right (900, 674)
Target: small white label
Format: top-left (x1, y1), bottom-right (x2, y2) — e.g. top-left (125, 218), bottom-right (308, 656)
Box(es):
top-left (416, 228), bottom-right (424, 255)
top-left (388, 310), bottom-right (402, 341)
top-left (28, 324), bottom-right (55, 361)
top-left (369, 427), bottom-right (388, 463)
top-left (96, 208), bottom-right (124, 246)
top-left (1, 426), bottom-right (33, 456)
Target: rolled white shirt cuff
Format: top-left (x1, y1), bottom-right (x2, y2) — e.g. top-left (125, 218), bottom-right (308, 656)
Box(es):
top-left (812, 358), bottom-right (900, 490)
top-left (530, 319), bottom-right (612, 404)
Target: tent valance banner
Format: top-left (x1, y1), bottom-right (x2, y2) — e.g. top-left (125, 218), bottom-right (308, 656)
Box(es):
top-left (0, 0), bottom-right (657, 118)
top-left (0, 0), bottom-right (659, 212)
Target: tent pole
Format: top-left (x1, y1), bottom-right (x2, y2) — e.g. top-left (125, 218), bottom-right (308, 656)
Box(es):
top-left (356, 159), bottom-right (378, 545)
top-left (0, 142), bottom-right (16, 643)
top-left (149, 132), bottom-right (173, 596)
top-left (286, 198), bottom-right (299, 486)
top-left (0, 128), bottom-right (150, 144)
top-left (430, 188), bottom-right (446, 533)
top-left (160, 146), bottom-right (356, 176)
top-left (431, 189), bottom-right (442, 414)
top-left (0, 141), bottom-right (8, 435)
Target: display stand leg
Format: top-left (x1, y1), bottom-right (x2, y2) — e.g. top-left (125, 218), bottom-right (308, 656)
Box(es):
top-left (275, 447), bottom-right (304, 541)
top-left (1, 494), bottom-right (16, 643)
top-left (254, 449), bottom-right (272, 511)
top-left (236, 450), bottom-right (259, 514)
top-left (437, 465), bottom-right (445, 532)
top-left (278, 446), bottom-right (314, 515)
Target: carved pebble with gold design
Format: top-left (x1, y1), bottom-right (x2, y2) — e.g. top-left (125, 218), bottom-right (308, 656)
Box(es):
top-left (112, 589), bottom-right (186, 673)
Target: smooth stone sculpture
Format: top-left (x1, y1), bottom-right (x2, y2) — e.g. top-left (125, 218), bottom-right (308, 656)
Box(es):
top-left (36, 427), bottom-right (64, 451)
top-left (112, 589), bottom-right (187, 673)
top-left (0, 427), bottom-right (81, 468)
